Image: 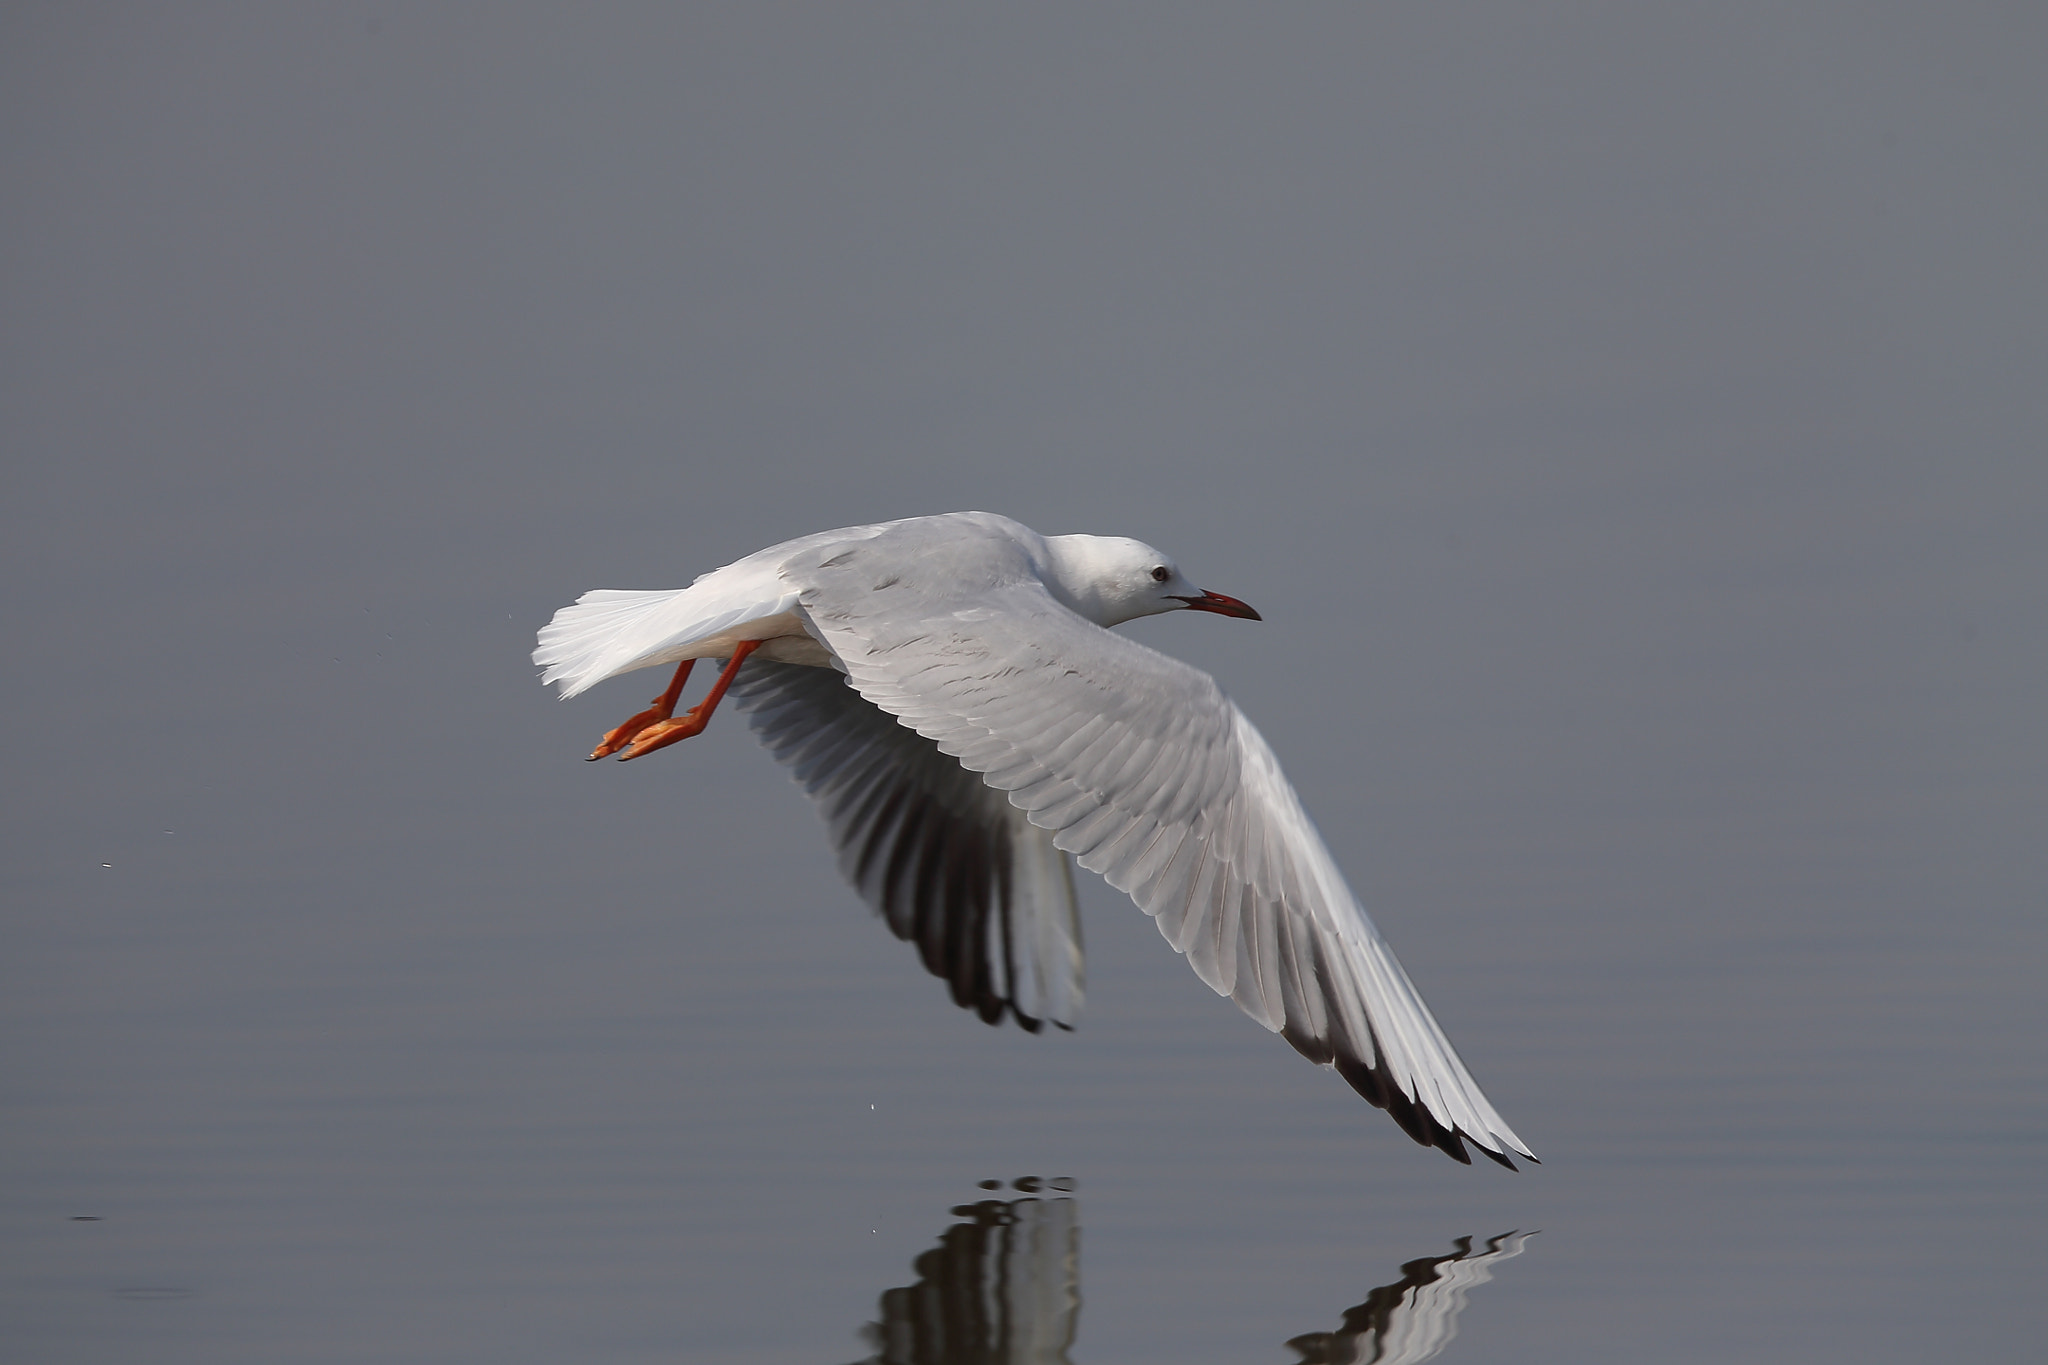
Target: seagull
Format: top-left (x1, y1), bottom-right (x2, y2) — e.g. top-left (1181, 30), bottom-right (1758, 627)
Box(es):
top-left (534, 511), bottom-right (1534, 1167)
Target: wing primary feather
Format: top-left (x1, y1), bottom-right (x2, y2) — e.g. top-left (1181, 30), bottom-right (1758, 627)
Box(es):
top-left (884, 796), bottom-right (936, 957)
top-left (909, 806), bottom-right (959, 995)
top-left (860, 786), bottom-right (917, 936)
top-left (989, 826), bottom-right (1046, 1034)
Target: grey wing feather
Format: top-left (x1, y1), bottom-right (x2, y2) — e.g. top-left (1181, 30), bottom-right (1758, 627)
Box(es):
top-left (728, 658), bottom-right (1083, 1032)
top-left (788, 527), bottom-right (1532, 1166)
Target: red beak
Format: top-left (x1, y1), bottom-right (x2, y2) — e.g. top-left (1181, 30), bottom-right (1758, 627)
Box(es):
top-left (1174, 589), bottom-right (1262, 621)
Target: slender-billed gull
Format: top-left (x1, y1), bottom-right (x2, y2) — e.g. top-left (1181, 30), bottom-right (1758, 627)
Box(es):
top-left (535, 511), bottom-right (1533, 1166)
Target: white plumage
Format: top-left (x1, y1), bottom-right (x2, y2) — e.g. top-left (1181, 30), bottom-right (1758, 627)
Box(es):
top-left (535, 511), bottom-right (1534, 1167)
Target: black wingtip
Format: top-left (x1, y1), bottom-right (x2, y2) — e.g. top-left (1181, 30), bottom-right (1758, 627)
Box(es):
top-left (1332, 1047), bottom-right (1529, 1169)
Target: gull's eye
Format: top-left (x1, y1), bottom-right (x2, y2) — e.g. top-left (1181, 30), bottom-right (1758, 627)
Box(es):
top-left (1151, 565), bottom-right (1172, 582)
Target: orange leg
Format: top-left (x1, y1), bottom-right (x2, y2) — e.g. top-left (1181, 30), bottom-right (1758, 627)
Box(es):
top-left (614, 640), bottom-right (765, 761)
top-left (586, 659), bottom-right (697, 761)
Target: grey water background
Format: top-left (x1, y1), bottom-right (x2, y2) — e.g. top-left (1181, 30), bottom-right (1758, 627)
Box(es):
top-left (3, 6), bottom-right (2043, 1361)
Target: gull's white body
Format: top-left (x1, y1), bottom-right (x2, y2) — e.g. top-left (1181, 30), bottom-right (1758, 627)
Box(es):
top-left (536, 511), bottom-right (1534, 1166)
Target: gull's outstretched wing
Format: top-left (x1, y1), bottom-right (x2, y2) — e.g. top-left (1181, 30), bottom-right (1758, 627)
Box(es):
top-left (728, 658), bottom-right (1083, 1032)
top-left (782, 523), bottom-right (1533, 1166)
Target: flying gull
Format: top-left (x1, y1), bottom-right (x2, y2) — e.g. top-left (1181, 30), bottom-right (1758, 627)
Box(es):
top-left (535, 511), bottom-right (1534, 1166)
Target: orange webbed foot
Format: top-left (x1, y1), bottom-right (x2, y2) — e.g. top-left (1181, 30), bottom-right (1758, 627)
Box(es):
top-left (587, 703), bottom-right (668, 760)
top-left (615, 708), bottom-right (712, 760)
top-left (586, 659), bottom-right (698, 760)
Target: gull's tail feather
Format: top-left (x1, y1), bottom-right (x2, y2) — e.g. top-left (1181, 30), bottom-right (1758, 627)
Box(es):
top-left (534, 588), bottom-right (692, 698)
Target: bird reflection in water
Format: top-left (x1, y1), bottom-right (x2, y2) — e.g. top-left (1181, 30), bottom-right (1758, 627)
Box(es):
top-left (1282, 1231), bottom-right (1532, 1365)
top-left (844, 1180), bottom-right (1530, 1364)
top-left (847, 1187), bottom-right (1080, 1365)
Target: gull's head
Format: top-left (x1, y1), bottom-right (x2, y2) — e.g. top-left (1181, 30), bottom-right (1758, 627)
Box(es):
top-left (1042, 534), bottom-right (1262, 629)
